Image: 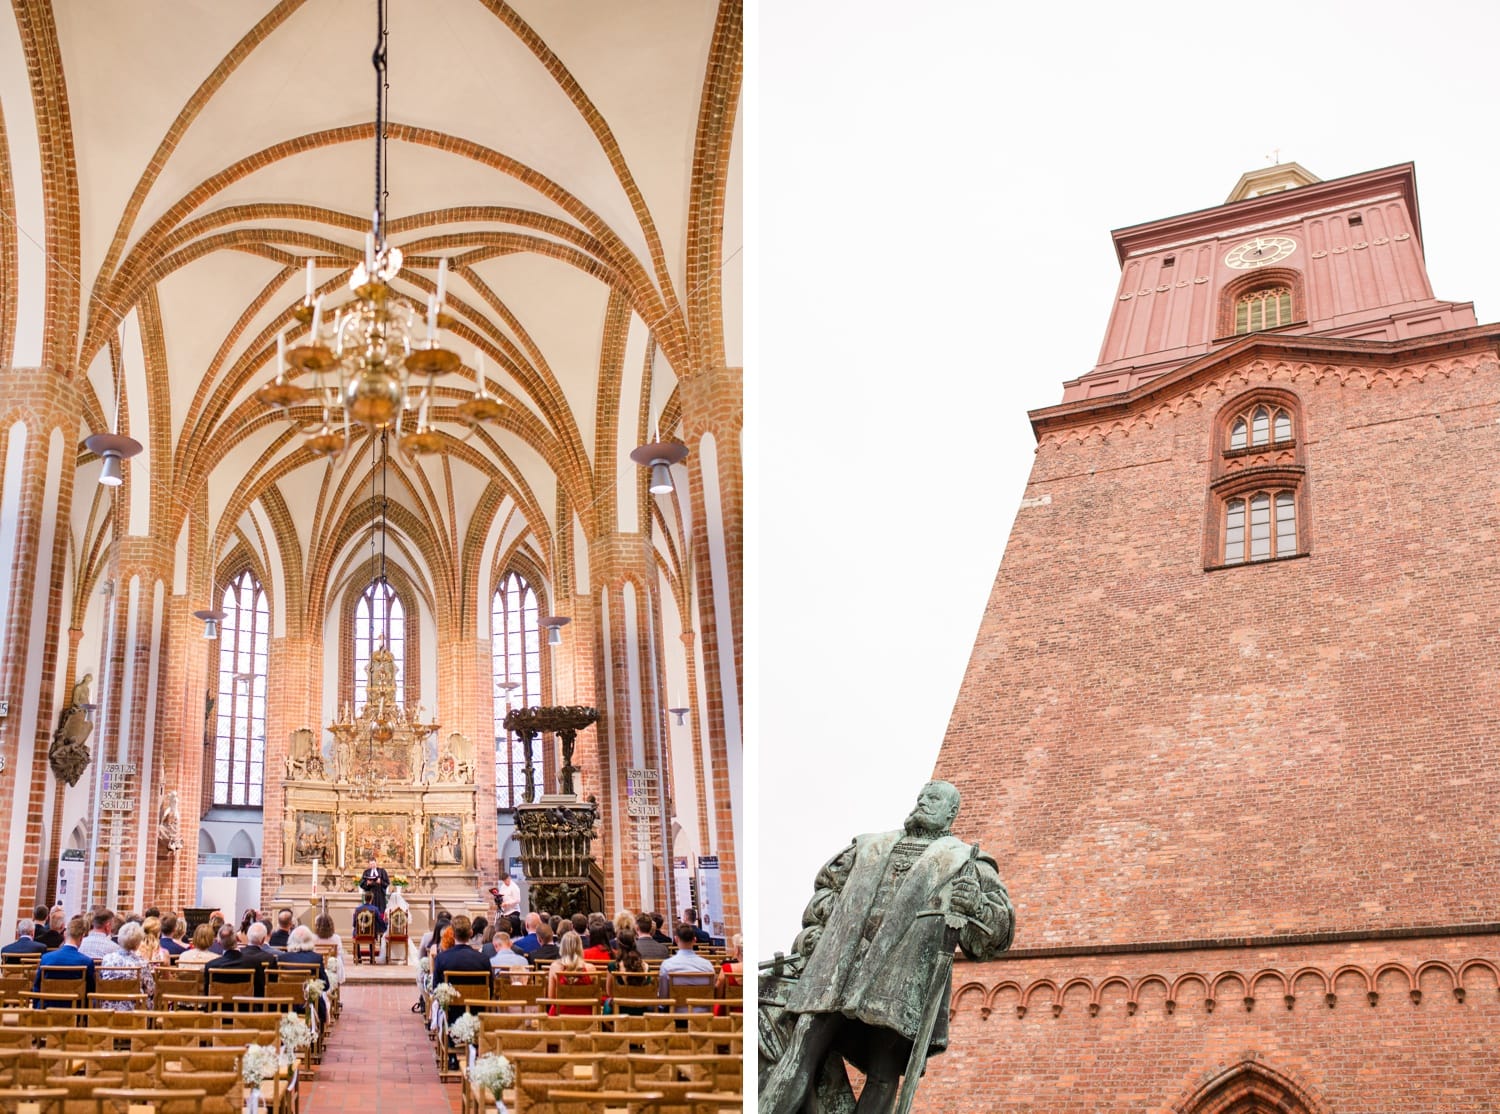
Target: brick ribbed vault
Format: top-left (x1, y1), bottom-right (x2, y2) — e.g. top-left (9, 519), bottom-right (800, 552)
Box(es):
top-left (0, 0), bottom-right (742, 936)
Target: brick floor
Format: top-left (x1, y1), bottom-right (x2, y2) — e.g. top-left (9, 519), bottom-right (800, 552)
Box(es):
top-left (302, 984), bottom-right (463, 1114)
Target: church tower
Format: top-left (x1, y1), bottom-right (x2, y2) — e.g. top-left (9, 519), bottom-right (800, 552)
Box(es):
top-left (924, 164), bottom-right (1500, 1112)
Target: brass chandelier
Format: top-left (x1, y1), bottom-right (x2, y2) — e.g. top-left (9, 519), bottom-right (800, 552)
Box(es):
top-left (255, 0), bottom-right (501, 456)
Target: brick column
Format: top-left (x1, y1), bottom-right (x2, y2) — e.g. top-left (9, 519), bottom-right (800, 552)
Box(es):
top-left (436, 634), bottom-right (499, 891)
top-left (676, 364), bottom-right (742, 936)
top-left (87, 535), bottom-right (173, 913)
top-left (260, 635), bottom-right (320, 904)
top-left (587, 533), bottom-right (670, 916)
top-left (0, 369), bottom-right (79, 934)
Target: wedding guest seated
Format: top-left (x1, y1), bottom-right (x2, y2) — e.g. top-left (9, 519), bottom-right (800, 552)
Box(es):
top-left (313, 913), bottom-right (346, 986)
top-left (177, 924), bottom-right (219, 970)
top-left (488, 931), bottom-right (528, 976)
top-left (158, 914), bottom-right (187, 956)
top-left (268, 909), bottom-right (296, 949)
top-left (204, 921), bottom-right (279, 996)
top-left (36, 910), bottom-right (66, 949)
top-left (99, 921), bottom-right (155, 1009)
top-left (545, 931), bottom-right (597, 1016)
top-left (530, 921), bottom-right (560, 963)
top-left (79, 911), bottom-right (120, 962)
top-left (282, 926), bottom-right (330, 1024)
top-left (34, 915), bottom-right (95, 1004)
top-left (433, 915), bottom-right (488, 1021)
top-left (658, 922), bottom-right (715, 1004)
top-left (2, 919), bottom-right (47, 961)
top-left (634, 913), bottom-right (669, 959)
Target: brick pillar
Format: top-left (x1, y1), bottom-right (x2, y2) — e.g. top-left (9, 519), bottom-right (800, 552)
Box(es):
top-left (261, 635), bottom-right (320, 904)
top-left (676, 364), bottom-right (742, 936)
top-left (436, 634), bottom-right (499, 891)
top-left (587, 533), bottom-right (671, 916)
top-left (0, 370), bottom-right (79, 934)
top-left (87, 535), bottom-right (173, 914)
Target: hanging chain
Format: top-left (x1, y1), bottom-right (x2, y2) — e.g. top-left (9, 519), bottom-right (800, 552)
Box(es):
top-left (372, 0), bottom-right (389, 246)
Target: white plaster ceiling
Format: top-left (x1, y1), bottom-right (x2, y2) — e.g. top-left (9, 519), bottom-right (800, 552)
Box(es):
top-left (46, 0), bottom-right (737, 609)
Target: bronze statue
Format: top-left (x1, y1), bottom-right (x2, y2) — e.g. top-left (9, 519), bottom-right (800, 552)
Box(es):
top-left (759, 780), bottom-right (1014, 1114)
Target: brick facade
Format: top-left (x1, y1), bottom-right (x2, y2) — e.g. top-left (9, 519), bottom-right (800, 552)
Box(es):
top-left (926, 167), bottom-right (1500, 1111)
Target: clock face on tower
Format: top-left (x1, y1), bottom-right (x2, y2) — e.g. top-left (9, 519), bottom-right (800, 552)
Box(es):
top-left (1225, 236), bottom-right (1297, 269)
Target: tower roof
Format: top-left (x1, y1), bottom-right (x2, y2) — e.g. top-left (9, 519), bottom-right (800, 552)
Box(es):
top-left (1224, 161), bottom-right (1322, 203)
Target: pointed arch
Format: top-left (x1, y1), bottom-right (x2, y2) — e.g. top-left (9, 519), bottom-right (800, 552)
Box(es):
top-left (1174, 1058), bottom-right (1329, 1114)
top-left (492, 568), bottom-right (544, 809)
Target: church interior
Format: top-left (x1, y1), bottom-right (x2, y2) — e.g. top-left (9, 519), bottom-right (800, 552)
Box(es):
top-left (0, 1), bottom-right (742, 1108)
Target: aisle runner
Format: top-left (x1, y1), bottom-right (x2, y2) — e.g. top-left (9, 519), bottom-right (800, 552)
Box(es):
top-left (303, 984), bottom-right (463, 1114)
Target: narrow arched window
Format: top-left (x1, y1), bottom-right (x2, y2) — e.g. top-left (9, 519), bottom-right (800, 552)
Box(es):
top-left (213, 570), bottom-right (269, 806)
top-left (1234, 286), bottom-right (1293, 334)
top-left (354, 578), bottom-right (404, 707)
top-left (492, 571), bottom-right (542, 809)
top-left (1223, 489), bottom-right (1297, 564)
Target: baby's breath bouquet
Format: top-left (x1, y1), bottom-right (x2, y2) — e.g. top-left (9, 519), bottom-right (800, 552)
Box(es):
top-left (449, 1011), bottom-right (481, 1046)
top-left (303, 978), bottom-right (327, 1005)
top-left (278, 1012), bottom-right (313, 1053)
top-left (242, 1041), bottom-right (283, 1086)
top-left (419, 955), bottom-right (431, 973)
top-left (432, 981), bottom-right (461, 1008)
top-left (468, 1051), bottom-right (514, 1098)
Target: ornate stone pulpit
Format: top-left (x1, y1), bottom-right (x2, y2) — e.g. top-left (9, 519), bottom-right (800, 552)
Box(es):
top-left (504, 705), bottom-right (604, 915)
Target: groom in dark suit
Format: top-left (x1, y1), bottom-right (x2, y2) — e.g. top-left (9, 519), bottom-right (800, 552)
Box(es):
top-left (360, 858), bottom-right (390, 911)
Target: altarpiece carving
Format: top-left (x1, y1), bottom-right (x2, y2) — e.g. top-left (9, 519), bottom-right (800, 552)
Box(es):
top-left (273, 647), bottom-right (483, 916)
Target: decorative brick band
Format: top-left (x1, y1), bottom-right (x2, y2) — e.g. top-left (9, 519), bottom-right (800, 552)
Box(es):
top-left (952, 957), bottom-right (1500, 1020)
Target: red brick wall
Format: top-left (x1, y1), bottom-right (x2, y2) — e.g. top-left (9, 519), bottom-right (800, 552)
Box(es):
top-left (926, 935), bottom-right (1500, 1113)
top-left (937, 348), bottom-right (1500, 946)
top-left (927, 341), bottom-right (1500, 1109)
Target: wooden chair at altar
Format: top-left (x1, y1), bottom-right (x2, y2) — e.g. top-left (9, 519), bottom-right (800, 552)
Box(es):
top-left (385, 907), bottom-right (409, 965)
top-left (352, 910), bottom-right (379, 966)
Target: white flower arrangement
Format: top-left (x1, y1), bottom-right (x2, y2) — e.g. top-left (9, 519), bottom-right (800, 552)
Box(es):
top-left (242, 1042), bottom-right (284, 1087)
top-left (431, 982), bottom-right (461, 1008)
top-left (448, 1011), bottom-right (481, 1046)
top-left (278, 1012), bottom-right (313, 1052)
top-left (419, 956), bottom-right (431, 973)
top-left (303, 978), bottom-right (327, 1004)
top-left (468, 1052), bottom-right (514, 1098)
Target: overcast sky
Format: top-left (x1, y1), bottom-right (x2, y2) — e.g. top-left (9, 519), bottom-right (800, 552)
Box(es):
top-left (749, 0), bottom-right (1500, 953)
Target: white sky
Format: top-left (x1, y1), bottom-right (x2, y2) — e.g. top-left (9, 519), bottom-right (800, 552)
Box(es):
top-left (750, 0), bottom-right (1500, 954)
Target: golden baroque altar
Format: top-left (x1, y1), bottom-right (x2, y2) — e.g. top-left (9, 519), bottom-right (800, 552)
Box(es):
top-left (273, 648), bottom-right (484, 913)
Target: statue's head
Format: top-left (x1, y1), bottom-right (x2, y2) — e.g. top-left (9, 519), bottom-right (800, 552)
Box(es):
top-left (905, 780), bottom-right (961, 836)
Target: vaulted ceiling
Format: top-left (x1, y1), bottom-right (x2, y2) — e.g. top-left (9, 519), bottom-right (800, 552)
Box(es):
top-left (2, 0), bottom-right (741, 633)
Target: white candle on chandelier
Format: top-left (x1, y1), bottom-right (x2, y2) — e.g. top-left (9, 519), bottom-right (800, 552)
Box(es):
top-left (364, 232), bottom-right (375, 274)
top-left (310, 294), bottom-right (324, 343)
top-left (304, 258), bottom-right (314, 302)
top-left (436, 257), bottom-right (448, 308)
top-left (426, 295), bottom-right (438, 344)
top-left (332, 310), bottom-right (345, 356)
top-left (475, 348), bottom-right (484, 391)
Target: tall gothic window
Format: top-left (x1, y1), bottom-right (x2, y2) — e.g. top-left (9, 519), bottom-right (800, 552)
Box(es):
top-left (492, 571), bottom-right (541, 809)
top-left (212, 570), bottom-right (268, 806)
top-left (354, 578), bottom-right (404, 707)
top-left (1208, 390), bottom-right (1309, 569)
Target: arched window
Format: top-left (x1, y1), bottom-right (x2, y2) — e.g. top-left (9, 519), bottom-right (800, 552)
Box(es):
top-left (354, 578), bottom-right (404, 707)
top-left (1209, 390), bottom-right (1309, 569)
top-left (1223, 490), bottom-right (1298, 564)
top-left (1227, 404), bottom-right (1293, 451)
top-left (492, 571), bottom-right (541, 809)
top-left (212, 569), bottom-right (269, 806)
top-left (1234, 286), bottom-right (1293, 334)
